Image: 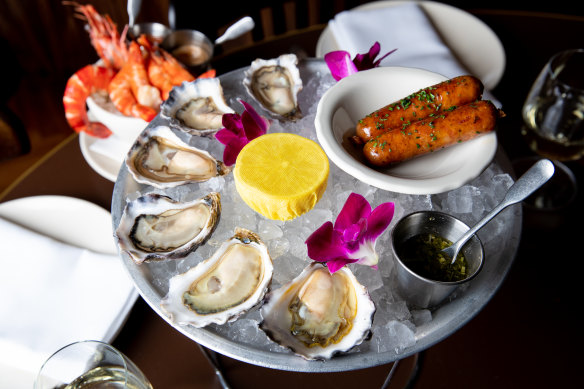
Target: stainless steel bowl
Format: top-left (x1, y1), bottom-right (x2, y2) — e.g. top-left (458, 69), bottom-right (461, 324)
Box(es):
top-left (391, 211), bottom-right (484, 308)
top-left (128, 22), bottom-right (171, 44)
top-left (161, 29), bottom-right (213, 75)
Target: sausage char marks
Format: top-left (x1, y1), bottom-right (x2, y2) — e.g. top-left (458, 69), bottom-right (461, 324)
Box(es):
top-left (363, 100), bottom-right (501, 167)
top-left (355, 75), bottom-right (484, 143)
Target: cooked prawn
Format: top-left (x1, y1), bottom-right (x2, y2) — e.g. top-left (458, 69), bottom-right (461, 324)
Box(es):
top-left (65, 1), bottom-right (128, 69)
top-left (108, 42), bottom-right (158, 122)
top-left (145, 55), bottom-right (175, 101)
top-left (108, 70), bottom-right (157, 122)
top-left (63, 4), bottom-right (215, 131)
top-left (196, 69), bottom-right (216, 79)
top-left (137, 35), bottom-right (195, 100)
top-left (63, 64), bottom-right (116, 138)
top-left (126, 41), bottom-right (162, 109)
top-left (160, 49), bottom-right (197, 85)
top-left (136, 36), bottom-right (175, 100)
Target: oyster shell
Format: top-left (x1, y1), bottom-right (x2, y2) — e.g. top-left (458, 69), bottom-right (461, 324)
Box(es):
top-left (160, 227), bottom-right (274, 327)
top-left (243, 54), bottom-right (303, 119)
top-left (259, 263), bottom-right (375, 360)
top-left (126, 125), bottom-right (231, 188)
top-left (115, 192), bottom-right (221, 264)
top-left (160, 78), bottom-right (234, 136)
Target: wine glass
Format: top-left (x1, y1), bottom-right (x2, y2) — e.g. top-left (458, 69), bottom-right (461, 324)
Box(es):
top-left (34, 340), bottom-right (152, 389)
top-left (521, 48), bottom-right (584, 161)
top-left (517, 49), bottom-right (582, 226)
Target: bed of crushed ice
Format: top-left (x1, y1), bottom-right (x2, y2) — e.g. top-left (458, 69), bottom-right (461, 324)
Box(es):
top-left (114, 62), bottom-right (515, 360)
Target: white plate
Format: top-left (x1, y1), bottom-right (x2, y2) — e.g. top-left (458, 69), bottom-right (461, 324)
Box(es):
top-left (79, 132), bottom-right (123, 183)
top-left (0, 195), bottom-right (117, 254)
top-left (0, 196), bottom-right (139, 388)
top-left (316, 0), bottom-right (505, 90)
top-left (314, 66), bottom-right (497, 194)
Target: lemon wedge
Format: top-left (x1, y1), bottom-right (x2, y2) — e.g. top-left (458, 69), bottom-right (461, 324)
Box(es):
top-left (234, 133), bottom-right (330, 221)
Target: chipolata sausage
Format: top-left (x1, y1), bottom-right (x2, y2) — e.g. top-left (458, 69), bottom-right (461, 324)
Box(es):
top-left (363, 100), bottom-right (501, 167)
top-left (355, 75), bottom-right (484, 143)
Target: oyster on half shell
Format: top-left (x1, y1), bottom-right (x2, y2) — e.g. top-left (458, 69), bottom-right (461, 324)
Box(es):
top-left (243, 54), bottom-right (303, 119)
top-left (126, 125), bottom-right (231, 188)
top-left (160, 227), bottom-right (274, 328)
top-left (259, 263), bottom-right (375, 360)
top-left (161, 78), bottom-right (234, 136)
top-left (115, 192), bottom-right (221, 264)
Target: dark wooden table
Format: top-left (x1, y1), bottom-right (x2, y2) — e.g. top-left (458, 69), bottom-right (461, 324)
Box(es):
top-left (2, 9), bottom-right (583, 389)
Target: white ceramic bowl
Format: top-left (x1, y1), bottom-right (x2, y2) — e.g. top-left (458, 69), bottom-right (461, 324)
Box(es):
top-left (314, 66), bottom-right (497, 195)
top-left (86, 96), bottom-right (148, 143)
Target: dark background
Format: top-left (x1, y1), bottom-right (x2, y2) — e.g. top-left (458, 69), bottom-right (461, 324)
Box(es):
top-left (0, 0), bottom-right (580, 79)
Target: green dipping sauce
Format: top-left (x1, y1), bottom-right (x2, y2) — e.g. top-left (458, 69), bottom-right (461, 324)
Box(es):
top-left (399, 233), bottom-right (469, 282)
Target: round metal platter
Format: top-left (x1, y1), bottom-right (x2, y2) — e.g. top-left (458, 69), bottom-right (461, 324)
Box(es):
top-left (111, 59), bottom-right (521, 372)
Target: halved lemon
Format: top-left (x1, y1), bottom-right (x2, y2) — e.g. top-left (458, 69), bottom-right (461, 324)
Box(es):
top-left (234, 133), bottom-right (330, 221)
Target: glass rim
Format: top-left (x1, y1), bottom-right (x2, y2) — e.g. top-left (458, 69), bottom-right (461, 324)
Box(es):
top-left (34, 340), bottom-right (129, 389)
top-left (546, 48), bottom-right (584, 92)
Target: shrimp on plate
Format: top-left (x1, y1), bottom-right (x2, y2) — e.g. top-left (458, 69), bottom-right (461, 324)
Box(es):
top-left (62, 3), bottom-right (212, 137)
top-left (137, 35), bottom-right (196, 100)
top-left (108, 41), bottom-right (160, 122)
top-left (62, 2), bottom-right (130, 137)
top-left (63, 64), bottom-right (116, 138)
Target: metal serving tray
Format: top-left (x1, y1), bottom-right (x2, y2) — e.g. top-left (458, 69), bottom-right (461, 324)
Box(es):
top-left (111, 59), bottom-right (521, 372)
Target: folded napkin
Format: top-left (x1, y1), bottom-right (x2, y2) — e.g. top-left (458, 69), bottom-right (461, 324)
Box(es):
top-left (0, 217), bottom-right (137, 384)
top-left (328, 2), bottom-right (498, 103)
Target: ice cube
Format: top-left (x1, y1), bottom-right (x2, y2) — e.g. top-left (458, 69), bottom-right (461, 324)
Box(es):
top-left (268, 237), bottom-right (290, 258)
top-left (288, 231), bottom-right (309, 259)
top-left (303, 208), bottom-right (333, 228)
top-left (411, 309), bottom-right (433, 326)
top-left (386, 300), bottom-right (412, 322)
top-left (352, 264), bottom-right (383, 292)
top-left (199, 175), bottom-right (225, 193)
top-left (227, 318), bottom-right (265, 346)
top-left (445, 185), bottom-right (481, 214)
top-left (272, 255), bottom-right (307, 286)
top-left (385, 320), bottom-right (416, 353)
top-left (258, 219), bottom-right (284, 240)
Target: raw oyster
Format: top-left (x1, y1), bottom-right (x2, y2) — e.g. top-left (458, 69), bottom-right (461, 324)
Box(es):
top-left (160, 227), bottom-right (274, 327)
top-left (126, 125), bottom-right (231, 188)
top-left (160, 78), bottom-right (234, 136)
top-left (243, 54), bottom-right (303, 119)
top-left (259, 263), bottom-right (375, 360)
top-left (115, 192), bottom-right (221, 264)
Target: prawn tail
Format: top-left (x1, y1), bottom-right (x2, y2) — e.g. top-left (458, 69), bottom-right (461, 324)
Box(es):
top-left (62, 64), bottom-right (116, 137)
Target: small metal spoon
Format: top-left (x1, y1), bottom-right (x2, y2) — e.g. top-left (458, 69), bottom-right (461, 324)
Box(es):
top-left (127, 0), bottom-right (142, 27)
top-left (442, 158), bottom-right (555, 264)
top-left (214, 16), bottom-right (255, 45)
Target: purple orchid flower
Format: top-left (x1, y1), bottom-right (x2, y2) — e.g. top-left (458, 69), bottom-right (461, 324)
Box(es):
top-left (324, 42), bottom-right (397, 81)
top-left (215, 100), bottom-right (270, 165)
top-left (305, 193), bottom-right (395, 273)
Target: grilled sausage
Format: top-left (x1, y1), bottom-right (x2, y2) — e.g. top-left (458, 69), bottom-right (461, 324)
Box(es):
top-left (363, 100), bottom-right (501, 167)
top-left (355, 75), bottom-right (484, 143)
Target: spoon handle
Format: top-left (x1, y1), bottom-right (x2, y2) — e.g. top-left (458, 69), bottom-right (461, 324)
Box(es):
top-left (502, 159), bottom-right (556, 203)
top-left (448, 158), bottom-right (555, 261)
top-left (215, 16), bottom-right (255, 45)
top-left (127, 0), bottom-right (142, 27)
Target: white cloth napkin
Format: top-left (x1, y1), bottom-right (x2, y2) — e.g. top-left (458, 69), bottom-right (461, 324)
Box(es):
top-left (0, 217), bottom-right (137, 383)
top-left (328, 2), bottom-right (498, 103)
